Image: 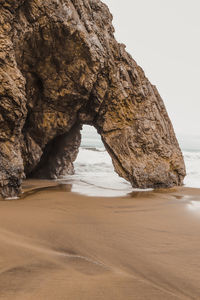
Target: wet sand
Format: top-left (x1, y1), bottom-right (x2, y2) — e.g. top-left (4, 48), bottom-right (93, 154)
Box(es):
top-left (0, 180), bottom-right (200, 299)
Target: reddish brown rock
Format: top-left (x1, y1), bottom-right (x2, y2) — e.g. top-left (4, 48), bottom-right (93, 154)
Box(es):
top-left (0, 0), bottom-right (186, 198)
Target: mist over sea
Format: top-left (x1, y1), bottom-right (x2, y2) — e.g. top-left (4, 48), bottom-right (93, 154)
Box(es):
top-left (61, 126), bottom-right (200, 196)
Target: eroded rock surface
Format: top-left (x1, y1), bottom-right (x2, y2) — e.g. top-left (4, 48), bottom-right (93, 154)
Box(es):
top-left (0, 0), bottom-right (186, 198)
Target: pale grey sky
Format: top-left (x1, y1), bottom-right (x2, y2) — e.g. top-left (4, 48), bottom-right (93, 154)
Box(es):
top-left (103, 0), bottom-right (200, 136)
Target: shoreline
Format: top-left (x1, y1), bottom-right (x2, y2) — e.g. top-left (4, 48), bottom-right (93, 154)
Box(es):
top-left (12, 178), bottom-right (200, 200)
top-left (0, 180), bottom-right (200, 299)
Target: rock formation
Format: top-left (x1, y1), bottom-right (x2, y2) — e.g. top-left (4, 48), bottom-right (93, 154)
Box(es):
top-left (0, 0), bottom-right (186, 198)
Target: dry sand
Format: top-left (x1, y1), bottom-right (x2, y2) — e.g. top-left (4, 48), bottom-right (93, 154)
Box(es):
top-left (0, 180), bottom-right (200, 299)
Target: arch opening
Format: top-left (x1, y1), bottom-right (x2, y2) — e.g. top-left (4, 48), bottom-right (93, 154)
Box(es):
top-left (64, 125), bottom-right (132, 197)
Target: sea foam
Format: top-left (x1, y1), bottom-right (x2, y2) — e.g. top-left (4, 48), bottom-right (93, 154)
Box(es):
top-left (61, 126), bottom-right (200, 196)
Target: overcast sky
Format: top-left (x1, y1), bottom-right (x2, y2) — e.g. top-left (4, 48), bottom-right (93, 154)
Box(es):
top-left (103, 0), bottom-right (200, 136)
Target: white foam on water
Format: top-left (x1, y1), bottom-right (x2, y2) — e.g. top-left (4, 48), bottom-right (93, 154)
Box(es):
top-left (64, 148), bottom-right (134, 197)
top-left (60, 126), bottom-right (200, 196)
top-left (183, 151), bottom-right (200, 188)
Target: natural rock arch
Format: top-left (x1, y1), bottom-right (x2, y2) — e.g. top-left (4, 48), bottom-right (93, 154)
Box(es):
top-left (0, 0), bottom-right (185, 198)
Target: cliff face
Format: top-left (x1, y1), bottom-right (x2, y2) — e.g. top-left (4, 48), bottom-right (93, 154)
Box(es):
top-left (0, 0), bottom-right (186, 198)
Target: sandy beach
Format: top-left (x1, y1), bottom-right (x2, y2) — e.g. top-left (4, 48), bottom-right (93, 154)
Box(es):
top-left (0, 180), bottom-right (200, 299)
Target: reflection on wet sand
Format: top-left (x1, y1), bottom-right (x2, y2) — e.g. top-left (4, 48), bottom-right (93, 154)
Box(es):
top-left (187, 200), bottom-right (200, 213)
top-left (21, 183), bottom-right (72, 200)
top-left (0, 180), bottom-right (200, 299)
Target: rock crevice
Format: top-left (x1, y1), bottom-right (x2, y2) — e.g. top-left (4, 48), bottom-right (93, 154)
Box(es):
top-left (0, 0), bottom-right (185, 198)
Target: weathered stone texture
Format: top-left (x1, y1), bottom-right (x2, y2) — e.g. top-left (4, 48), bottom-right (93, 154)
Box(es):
top-left (0, 0), bottom-right (185, 197)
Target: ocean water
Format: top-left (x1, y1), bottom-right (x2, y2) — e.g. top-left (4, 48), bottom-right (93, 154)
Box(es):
top-left (60, 126), bottom-right (200, 196)
top-left (178, 134), bottom-right (200, 189)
